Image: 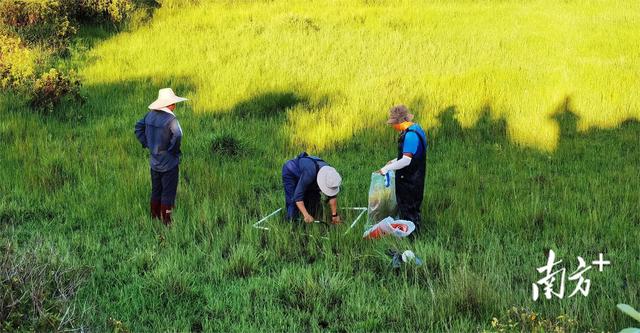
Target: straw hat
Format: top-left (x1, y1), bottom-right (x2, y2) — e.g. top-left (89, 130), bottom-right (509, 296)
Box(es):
top-left (387, 104), bottom-right (414, 124)
top-left (148, 88), bottom-right (188, 110)
top-left (317, 166), bottom-right (342, 197)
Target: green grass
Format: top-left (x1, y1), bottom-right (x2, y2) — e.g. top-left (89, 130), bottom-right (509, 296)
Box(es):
top-left (1, 0), bottom-right (640, 331)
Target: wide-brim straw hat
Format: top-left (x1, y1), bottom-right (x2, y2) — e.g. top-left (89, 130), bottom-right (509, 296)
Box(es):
top-left (149, 88), bottom-right (188, 110)
top-left (317, 166), bottom-right (342, 197)
top-left (387, 104), bottom-right (414, 124)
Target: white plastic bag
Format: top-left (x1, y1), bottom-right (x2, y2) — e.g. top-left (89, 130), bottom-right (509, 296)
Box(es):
top-left (367, 171), bottom-right (397, 226)
top-left (362, 217), bottom-right (415, 239)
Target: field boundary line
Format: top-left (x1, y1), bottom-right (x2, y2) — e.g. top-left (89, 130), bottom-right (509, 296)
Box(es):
top-left (344, 207), bottom-right (367, 235)
top-left (252, 208), bottom-right (282, 231)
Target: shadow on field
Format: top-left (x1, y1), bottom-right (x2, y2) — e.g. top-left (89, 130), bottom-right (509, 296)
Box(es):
top-left (425, 99), bottom-right (638, 239)
top-left (176, 90), bottom-right (321, 224)
top-left (33, 80), bottom-right (637, 331)
top-left (313, 98), bottom-right (640, 328)
top-left (79, 77), bottom-right (198, 121)
top-left (191, 89), bottom-right (315, 162)
top-left (227, 91), bottom-right (308, 119)
top-left (332, 96), bottom-right (639, 234)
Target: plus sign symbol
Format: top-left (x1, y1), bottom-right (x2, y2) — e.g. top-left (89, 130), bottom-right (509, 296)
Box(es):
top-left (592, 253), bottom-right (611, 272)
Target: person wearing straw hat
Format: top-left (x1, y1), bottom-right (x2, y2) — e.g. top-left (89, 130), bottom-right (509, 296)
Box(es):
top-left (282, 152), bottom-right (343, 224)
top-left (376, 105), bottom-right (427, 233)
top-left (134, 88), bottom-right (188, 226)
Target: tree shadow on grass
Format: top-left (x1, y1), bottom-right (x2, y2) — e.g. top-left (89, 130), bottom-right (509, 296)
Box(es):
top-left (229, 91), bottom-right (308, 119)
top-left (429, 99), bottom-right (638, 246)
top-left (317, 97), bottom-right (640, 329)
top-left (179, 90), bottom-right (319, 222)
top-left (330, 96), bottom-right (639, 241)
top-left (190, 90), bottom-right (314, 161)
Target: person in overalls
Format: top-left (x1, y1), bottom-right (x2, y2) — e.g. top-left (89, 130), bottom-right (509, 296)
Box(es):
top-left (282, 152), bottom-right (343, 224)
top-left (134, 88), bottom-right (188, 226)
top-left (377, 105), bottom-right (427, 232)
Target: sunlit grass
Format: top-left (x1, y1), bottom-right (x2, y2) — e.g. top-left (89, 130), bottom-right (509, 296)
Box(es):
top-left (83, 0), bottom-right (640, 151)
top-left (1, 0), bottom-right (639, 331)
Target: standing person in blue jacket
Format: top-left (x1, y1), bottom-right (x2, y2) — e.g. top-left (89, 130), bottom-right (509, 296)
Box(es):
top-left (377, 105), bottom-right (427, 233)
top-left (282, 152), bottom-right (343, 224)
top-left (134, 88), bottom-right (188, 226)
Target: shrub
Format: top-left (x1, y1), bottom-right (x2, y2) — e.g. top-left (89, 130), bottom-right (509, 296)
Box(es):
top-left (30, 68), bottom-right (83, 112)
top-left (0, 0), bottom-right (159, 48)
top-left (0, 36), bottom-right (84, 113)
top-left (0, 0), bottom-right (160, 112)
top-left (73, 0), bottom-right (161, 26)
top-left (0, 34), bottom-right (37, 91)
top-left (0, 242), bottom-right (90, 331)
top-left (0, 0), bottom-right (76, 48)
top-left (76, 0), bottom-right (134, 24)
top-left (486, 306), bottom-right (579, 333)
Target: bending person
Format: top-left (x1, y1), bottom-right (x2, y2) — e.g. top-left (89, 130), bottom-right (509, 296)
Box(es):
top-left (282, 152), bottom-right (342, 224)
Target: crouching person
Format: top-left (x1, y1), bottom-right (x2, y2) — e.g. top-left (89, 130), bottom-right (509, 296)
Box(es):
top-left (282, 152), bottom-right (343, 224)
top-left (134, 88), bottom-right (188, 226)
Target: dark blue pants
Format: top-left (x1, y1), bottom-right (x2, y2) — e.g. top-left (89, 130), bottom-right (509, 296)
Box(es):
top-left (282, 161), bottom-right (320, 220)
top-left (151, 165), bottom-right (179, 206)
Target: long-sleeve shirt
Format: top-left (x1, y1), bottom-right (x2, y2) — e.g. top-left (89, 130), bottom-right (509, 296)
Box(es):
top-left (134, 109), bottom-right (182, 172)
top-left (284, 155), bottom-right (328, 202)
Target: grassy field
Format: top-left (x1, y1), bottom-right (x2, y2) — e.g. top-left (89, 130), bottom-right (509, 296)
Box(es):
top-left (1, 0), bottom-right (640, 331)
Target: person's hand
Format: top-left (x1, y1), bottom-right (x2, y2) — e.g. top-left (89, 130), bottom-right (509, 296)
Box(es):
top-left (375, 169), bottom-right (385, 175)
top-left (331, 214), bottom-right (342, 225)
top-left (303, 214), bottom-right (314, 224)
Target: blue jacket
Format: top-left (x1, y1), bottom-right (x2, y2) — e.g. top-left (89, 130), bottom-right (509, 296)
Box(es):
top-left (135, 109), bottom-right (182, 172)
top-left (283, 154), bottom-right (328, 202)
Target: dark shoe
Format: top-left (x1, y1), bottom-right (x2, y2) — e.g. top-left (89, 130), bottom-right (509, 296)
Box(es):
top-left (160, 205), bottom-right (173, 226)
top-left (150, 200), bottom-right (161, 220)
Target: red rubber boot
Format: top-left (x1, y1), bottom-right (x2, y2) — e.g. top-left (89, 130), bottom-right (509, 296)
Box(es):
top-left (160, 205), bottom-right (173, 226)
top-left (150, 200), bottom-right (161, 220)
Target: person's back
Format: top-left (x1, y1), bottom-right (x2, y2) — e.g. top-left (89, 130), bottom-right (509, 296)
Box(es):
top-left (139, 110), bottom-right (182, 172)
top-left (294, 155), bottom-right (328, 192)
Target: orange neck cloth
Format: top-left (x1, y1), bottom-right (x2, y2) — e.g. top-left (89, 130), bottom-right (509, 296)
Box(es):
top-left (393, 121), bottom-right (414, 132)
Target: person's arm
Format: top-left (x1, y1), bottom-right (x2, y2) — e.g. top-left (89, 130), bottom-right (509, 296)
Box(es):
top-left (167, 118), bottom-right (183, 156)
top-left (379, 154), bottom-right (412, 174)
top-left (378, 132), bottom-right (418, 174)
top-left (295, 201), bottom-right (314, 223)
top-left (134, 116), bottom-right (147, 148)
top-left (328, 197), bottom-right (341, 224)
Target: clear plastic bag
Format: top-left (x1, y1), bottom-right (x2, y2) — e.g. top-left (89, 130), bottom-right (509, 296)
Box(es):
top-left (367, 171), bottom-right (398, 226)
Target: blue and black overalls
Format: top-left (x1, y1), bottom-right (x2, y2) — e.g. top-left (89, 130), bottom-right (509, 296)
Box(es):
top-left (281, 152), bottom-right (328, 220)
top-left (396, 124), bottom-right (427, 230)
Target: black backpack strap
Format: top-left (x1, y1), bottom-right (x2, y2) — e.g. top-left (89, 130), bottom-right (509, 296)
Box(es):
top-left (303, 156), bottom-right (325, 174)
top-left (294, 152), bottom-right (325, 174)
